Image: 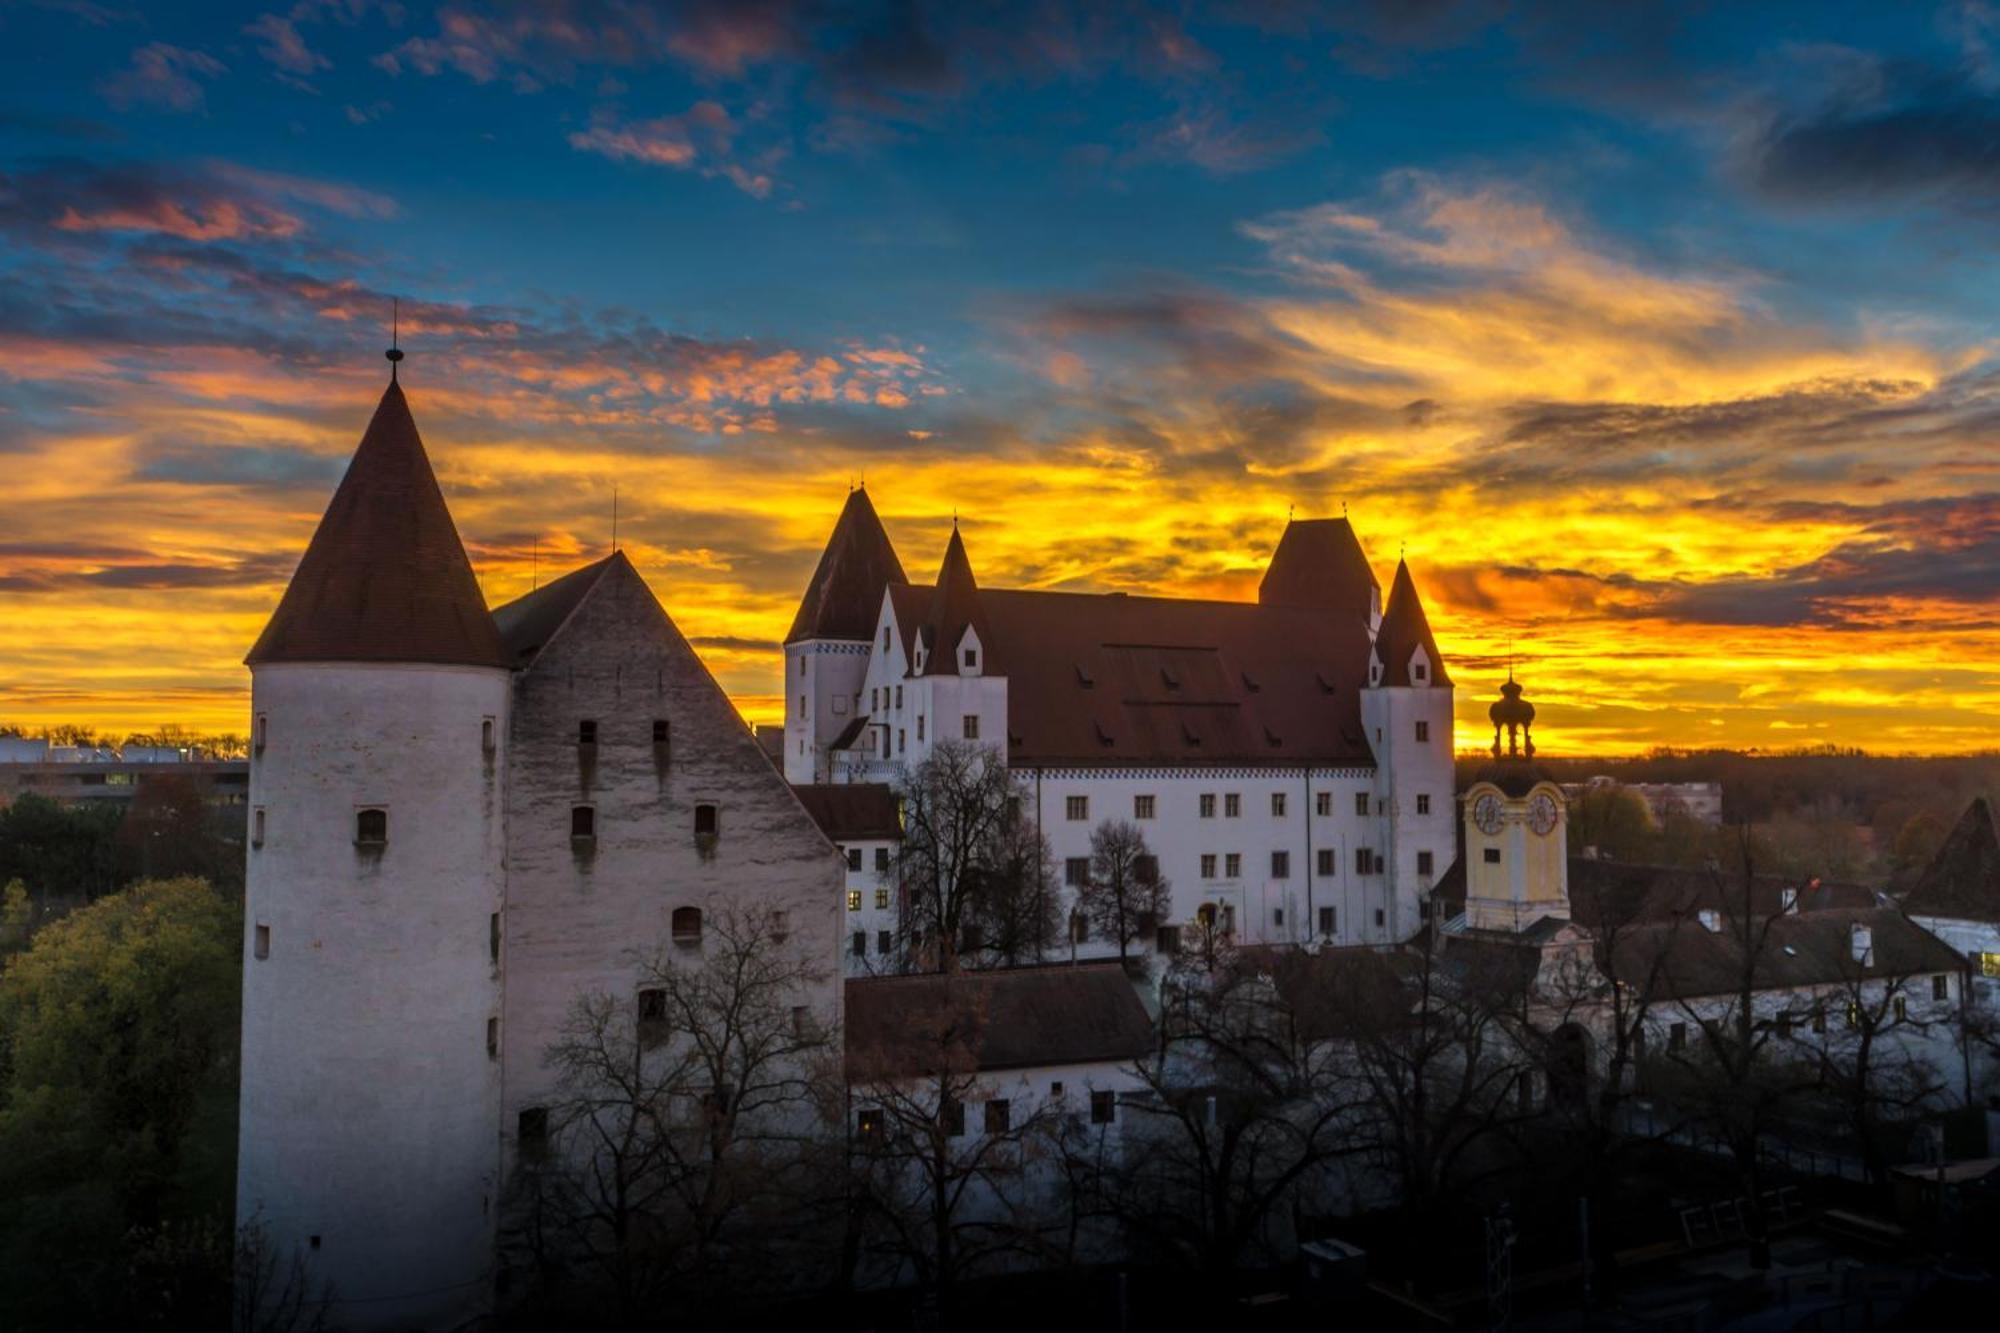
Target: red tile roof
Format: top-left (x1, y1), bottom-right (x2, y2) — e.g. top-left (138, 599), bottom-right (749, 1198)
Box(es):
top-left (1374, 558), bottom-right (1452, 686)
top-left (246, 381), bottom-right (508, 669)
top-left (845, 961), bottom-right (1154, 1077)
top-left (491, 553), bottom-right (618, 667)
top-left (786, 487), bottom-right (907, 644)
top-left (1903, 798), bottom-right (2000, 923)
top-left (790, 782), bottom-right (901, 841)
top-left (1258, 517), bottom-right (1378, 621)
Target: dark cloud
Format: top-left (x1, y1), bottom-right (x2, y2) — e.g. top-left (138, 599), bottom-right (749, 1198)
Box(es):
top-left (0, 552), bottom-right (295, 593)
top-left (134, 443), bottom-right (347, 487)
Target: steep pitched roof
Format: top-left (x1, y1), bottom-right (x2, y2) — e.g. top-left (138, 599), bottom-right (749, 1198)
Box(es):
top-left (491, 553), bottom-right (619, 668)
top-left (1567, 857), bottom-right (1875, 929)
top-left (1258, 517), bottom-right (1378, 621)
top-left (790, 783), bottom-right (902, 841)
top-left (1606, 906), bottom-right (1963, 1002)
top-left (845, 961), bottom-right (1154, 1077)
top-left (885, 581), bottom-right (1376, 765)
top-left (786, 487), bottom-right (907, 644)
top-left (246, 381), bottom-right (507, 668)
top-left (1904, 798), bottom-right (2000, 923)
top-left (919, 525), bottom-right (992, 675)
top-left (1373, 559), bottom-right (1452, 686)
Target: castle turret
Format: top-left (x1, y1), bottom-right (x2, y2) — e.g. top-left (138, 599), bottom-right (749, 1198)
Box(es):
top-left (1360, 558), bottom-right (1455, 936)
top-left (238, 359), bottom-right (508, 1329)
top-left (785, 486), bottom-right (905, 782)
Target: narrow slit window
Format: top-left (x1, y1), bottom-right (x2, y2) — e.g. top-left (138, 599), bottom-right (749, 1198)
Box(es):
top-left (482, 717), bottom-right (496, 752)
top-left (489, 912), bottom-right (500, 964)
top-left (254, 923), bottom-right (270, 960)
top-left (252, 807), bottom-right (266, 848)
top-left (486, 1016), bottom-right (498, 1060)
top-left (254, 713), bottom-right (268, 754)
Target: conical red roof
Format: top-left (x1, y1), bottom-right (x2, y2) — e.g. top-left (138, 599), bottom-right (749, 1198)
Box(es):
top-left (1373, 559), bottom-right (1451, 686)
top-left (1259, 517), bottom-right (1378, 620)
top-left (786, 487), bottom-right (907, 644)
top-left (245, 380), bottom-right (507, 668)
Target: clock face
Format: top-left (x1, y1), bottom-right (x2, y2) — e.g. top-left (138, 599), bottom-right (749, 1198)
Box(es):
top-left (1528, 793), bottom-right (1559, 836)
top-left (1473, 794), bottom-right (1504, 836)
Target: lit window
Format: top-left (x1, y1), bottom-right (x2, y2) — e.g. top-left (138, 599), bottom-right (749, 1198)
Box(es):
top-left (1134, 794), bottom-right (1155, 819)
top-left (848, 890), bottom-right (862, 912)
top-left (355, 807), bottom-right (387, 845)
top-left (857, 1108), bottom-right (884, 1143)
top-left (671, 907), bottom-right (703, 944)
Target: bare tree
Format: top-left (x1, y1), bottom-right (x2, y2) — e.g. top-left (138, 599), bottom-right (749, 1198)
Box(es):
top-left (503, 908), bottom-right (840, 1324)
top-left (895, 742), bottom-right (1059, 971)
top-left (1079, 820), bottom-right (1171, 965)
top-left (233, 1216), bottom-right (334, 1333)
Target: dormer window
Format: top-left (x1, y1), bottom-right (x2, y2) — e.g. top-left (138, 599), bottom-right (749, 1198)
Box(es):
top-left (1413, 662), bottom-right (1428, 683)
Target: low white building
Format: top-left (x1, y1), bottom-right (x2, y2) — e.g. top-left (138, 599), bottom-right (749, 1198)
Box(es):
top-left (791, 782), bottom-right (905, 974)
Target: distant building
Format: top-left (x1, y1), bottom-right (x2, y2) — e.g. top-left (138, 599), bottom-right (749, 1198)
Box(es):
top-left (791, 782), bottom-right (904, 974)
top-left (1564, 776), bottom-right (1724, 827)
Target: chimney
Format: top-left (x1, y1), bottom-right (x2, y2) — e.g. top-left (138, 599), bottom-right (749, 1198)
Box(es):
top-left (1698, 908), bottom-right (1721, 933)
top-left (1779, 887), bottom-right (1798, 914)
top-left (1850, 922), bottom-right (1873, 966)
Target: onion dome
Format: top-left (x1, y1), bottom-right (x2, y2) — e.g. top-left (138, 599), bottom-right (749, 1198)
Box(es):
top-left (1488, 672), bottom-right (1536, 759)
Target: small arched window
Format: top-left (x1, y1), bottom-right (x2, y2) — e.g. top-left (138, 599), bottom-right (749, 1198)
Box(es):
top-left (355, 807), bottom-right (387, 845)
top-left (672, 906), bottom-right (703, 944)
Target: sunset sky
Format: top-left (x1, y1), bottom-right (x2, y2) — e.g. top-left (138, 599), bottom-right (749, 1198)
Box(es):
top-left (2, 2), bottom-right (1997, 754)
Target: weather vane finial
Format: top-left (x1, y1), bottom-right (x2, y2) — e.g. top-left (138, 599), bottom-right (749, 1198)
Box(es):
top-left (386, 297), bottom-right (404, 381)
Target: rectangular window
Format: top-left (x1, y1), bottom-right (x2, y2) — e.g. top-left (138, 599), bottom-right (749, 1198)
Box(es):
top-left (694, 803), bottom-right (718, 837)
top-left (985, 1099), bottom-right (1011, 1134)
top-left (1483, 847), bottom-right (1502, 864)
top-left (571, 805), bottom-right (595, 838)
top-left (1135, 854), bottom-right (1158, 883)
top-left (875, 888), bottom-right (890, 909)
top-left (917, 715), bottom-right (925, 742)
top-left (1776, 1012), bottom-right (1792, 1038)
top-left (1224, 793), bottom-right (1241, 818)
top-left (847, 890), bottom-right (862, 912)
top-left (1316, 848), bottom-right (1335, 876)
top-left (254, 923), bottom-right (270, 960)
top-left (770, 910), bottom-right (789, 940)
top-left (1417, 851), bottom-right (1434, 876)
top-left (1156, 924), bottom-right (1181, 954)
top-left (847, 847), bottom-right (863, 871)
top-left (252, 806), bottom-right (266, 848)
top-left (1669, 1022), bottom-right (1687, 1050)
top-left (1091, 1090), bottom-right (1116, 1125)
top-left (1274, 907), bottom-right (1285, 926)
top-left (1355, 791), bottom-right (1370, 817)
top-left (857, 1108), bottom-right (884, 1143)
top-left (1812, 1008), bottom-right (1827, 1034)
top-left (1065, 857), bottom-right (1090, 887)
top-left (1933, 974), bottom-right (1949, 1001)
top-left (895, 685), bottom-right (902, 708)
top-left (1319, 906), bottom-right (1335, 935)
top-left (943, 1097), bottom-right (965, 1137)
top-left (962, 715), bottom-right (979, 740)
top-left (1066, 795), bottom-right (1088, 821)
top-left (851, 931), bottom-right (866, 956)
top-left (791, 1005), bottom-right (808, 1037)
top-left (355, 807), bottom-right (387, 845)
top-left (1134, 794), bottom-right (1156, 820)
top-left (652, 718), bottom-right (670, 746)
top-left (897, 729), bottom-right (905, 754)
top-left (1070, 913), bottom-right (1088, 943)
top-left (878, 929), bottom-right (893, 956)
top-left (487, 1016), bottom-right (499, 1060)
top-left (871, 688), bottom-right (878, 711)
top-left (1374, 908), bottom-right (1384, 927)
top-left (1271, 793), bottom-right (1286, 818)
top-left (1415, 721), bottom-right (1429, 743)
top-left (1199, 794), bottom-right (1216, 818)
top-left (964, 648), bottom-right (978, 669)
top-left (518, 1108), bottom-right (549, 1162)
top-left (875, 846), bottom-right (890, 872)
top-left (1316, 791), bottom-right (1331, 817)
top-left (1356, 847), bottom-right (1370, 875)
top-left (1271, 850), bottom-right (1290, 878)
top-left (1416, 793), bottom-right (1431, 815)
top-left (578, 719), bottom-right (597, 746)
top-left (1224, 853), bottom-right (1241, 878)
top-left (1893, 995), bottom-right (1907, 1021)
top-left (1200, 853), bottom-right (1216, 878)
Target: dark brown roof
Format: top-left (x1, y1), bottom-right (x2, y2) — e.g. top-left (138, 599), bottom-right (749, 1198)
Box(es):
top-left (1373, 559), bottom-right (1451, 686)
top-left (1568, 858), bottom-right (1876, 930)
top-left (885, 582), bottom-right (1377, 766)
top-left (491, 553), bottom-right (617, 668)
top-left (246, 381), bottom-right (508, 668)
top-left (1903, 798), bottom-right (2000, 923)
top-left (1606, 906), bottom-right (1964, 1002)
top-left (1470, 758), bottom-right (1553, 798)
top-left (1258, 517), bottom-right (1378, 621)
top-left (786, 487), bottom-right (906, 644)
top-left (845, 962), bottom-right (1154, 1077)
top-left (918, 525), bottom-right (991, 676)
top-left (790, 782), bottom-right (901, 841)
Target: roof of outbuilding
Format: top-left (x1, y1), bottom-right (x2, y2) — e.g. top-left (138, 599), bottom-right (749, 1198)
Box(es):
top-left (246, 381), bottom-right (509, 668)
top-left (1258, 517), bottom-right (1379, 621)
top-left (1567, 858), bottom-right (1877, 929)
top-left (1902, 798), bottom-right (2000, 924)
top-left (786, 487), bottom-right (907, 645)
top-left (491, 553), bottom-right (619, 668)
top-left (845, 962), bottom-right (1154, 1077)
top-left (1605, 906), bottom-right (1963, 1002)
top-left (1373, 559), bottom-right (1452, 687)
top-left (790, 782), bottom-right (901, 841)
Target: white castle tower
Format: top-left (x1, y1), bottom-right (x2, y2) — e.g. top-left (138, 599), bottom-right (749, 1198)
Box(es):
top-left (783, 486), bottom-right (905, 783)
top-left (1360, 558), bottom-right (1458, 934)
top-left (237, 351), bottom-right (508, 1329)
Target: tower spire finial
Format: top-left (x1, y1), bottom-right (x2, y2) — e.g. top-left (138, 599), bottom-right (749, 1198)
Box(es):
top-left (612, 483), bottom-right (620, 554)
top-left (385, 297), bottom-right (404, 382)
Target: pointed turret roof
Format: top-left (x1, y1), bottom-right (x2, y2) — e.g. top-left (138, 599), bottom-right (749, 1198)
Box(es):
top-left (1259, 517), bottom-right (1378, 621)
top-left (786, 487), bottom-right (907, 645)
top-left (246, 380), bottom-right (508, 668)
top-left (1373, 559), bottom-right (1452, 686)
top-left (920, 523), bottom-right (991, 675)
top-left (1903, 797), bottom-right (2000, 923)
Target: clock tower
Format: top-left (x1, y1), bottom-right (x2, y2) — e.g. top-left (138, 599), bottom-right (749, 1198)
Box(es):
top-left (1462, 673), bottom-right (1570, 932)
